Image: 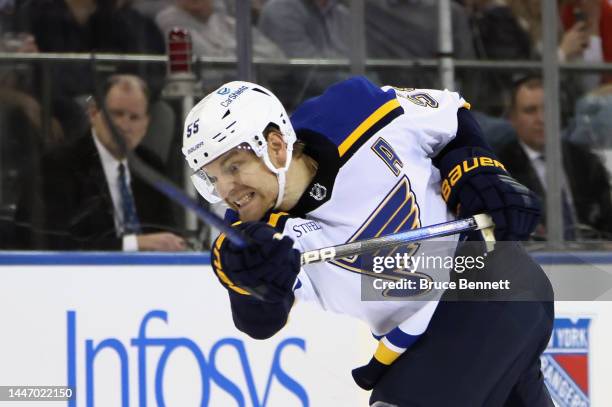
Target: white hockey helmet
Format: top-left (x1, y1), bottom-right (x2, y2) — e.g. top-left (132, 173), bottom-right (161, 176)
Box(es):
top-left (182, 81), bottom-right (296, 207)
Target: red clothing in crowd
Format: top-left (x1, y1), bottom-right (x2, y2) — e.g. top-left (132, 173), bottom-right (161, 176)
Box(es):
top-left (561, 0), bottom-right (612, 82)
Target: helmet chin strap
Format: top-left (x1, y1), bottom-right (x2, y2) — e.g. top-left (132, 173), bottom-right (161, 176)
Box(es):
top-left (272, 143), bottom-right (294, 209)
top-left (274, 170), bottom-right (287, 209)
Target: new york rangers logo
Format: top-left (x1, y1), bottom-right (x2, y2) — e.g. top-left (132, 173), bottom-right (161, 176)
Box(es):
top-left (541, 318), bottom-right (591, 407)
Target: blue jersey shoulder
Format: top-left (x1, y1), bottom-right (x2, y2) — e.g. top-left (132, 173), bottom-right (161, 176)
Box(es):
top-left (290, 76), bottom-right (399, 148)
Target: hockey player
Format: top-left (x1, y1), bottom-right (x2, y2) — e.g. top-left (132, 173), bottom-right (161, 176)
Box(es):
top-left (182, 77), bottom-right (554, 406)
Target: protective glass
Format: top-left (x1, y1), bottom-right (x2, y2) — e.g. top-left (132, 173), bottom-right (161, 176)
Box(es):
top-left (190, 143), bottom-right (256, 203)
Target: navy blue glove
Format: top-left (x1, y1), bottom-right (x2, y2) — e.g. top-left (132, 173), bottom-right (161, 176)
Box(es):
top-left (439, 147), bottom-right (541, 241)
top-left (457, 173), bottom-right (541, 241)
top-left (352, 357), bottom-right (389, 391)
top-left (212, 222), bottom-right (301, 302)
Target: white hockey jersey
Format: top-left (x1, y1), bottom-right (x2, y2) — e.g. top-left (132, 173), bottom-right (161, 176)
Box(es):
top-left (265, 77), bottom-right (470, 362)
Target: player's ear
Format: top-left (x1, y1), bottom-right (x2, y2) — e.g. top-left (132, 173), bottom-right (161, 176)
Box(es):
top-left (266, 130), bottom-right (287, 167)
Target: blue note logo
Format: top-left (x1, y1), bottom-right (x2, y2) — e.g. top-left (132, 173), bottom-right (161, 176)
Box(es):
top-left (541, 318), bottom-right (591, 407)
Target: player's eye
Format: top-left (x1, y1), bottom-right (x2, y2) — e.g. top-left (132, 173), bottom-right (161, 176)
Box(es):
top-left (227, 162), bottom-right (241, 174)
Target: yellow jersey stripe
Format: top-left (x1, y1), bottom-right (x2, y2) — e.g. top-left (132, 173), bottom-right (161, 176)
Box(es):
top-left (463, 102), bottom-right (471, 110)
top-left (212, 231), bottom-right (251, 296)
top-left (373, 341), bottom-right (402, 365)
top-left (268, 212), bottom-right (289, 227)
top-left (338, 99), bottom-right (401, 157)
top-left (217, 270), bottom-right (251, 295)
top-left (215, 233), bottom-right (226, 250)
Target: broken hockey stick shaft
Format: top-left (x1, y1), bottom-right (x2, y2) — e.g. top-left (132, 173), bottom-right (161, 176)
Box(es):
top-left (300, 214), bottom-right (495, 266)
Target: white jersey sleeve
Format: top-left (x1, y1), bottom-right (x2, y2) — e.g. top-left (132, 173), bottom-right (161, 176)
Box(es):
top-left (382, 86), bottom-right (470, 157)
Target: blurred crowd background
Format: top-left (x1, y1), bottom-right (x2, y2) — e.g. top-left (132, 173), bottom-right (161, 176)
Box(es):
top-left (1, 0), bottom-right (612, 251)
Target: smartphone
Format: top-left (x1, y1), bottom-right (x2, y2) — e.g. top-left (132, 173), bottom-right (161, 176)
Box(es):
top-left (574, 8), bottom-right (587, 23)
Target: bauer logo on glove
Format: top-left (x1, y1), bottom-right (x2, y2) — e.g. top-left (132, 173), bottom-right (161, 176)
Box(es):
top-left (439, 147), bottom-right (541, 241)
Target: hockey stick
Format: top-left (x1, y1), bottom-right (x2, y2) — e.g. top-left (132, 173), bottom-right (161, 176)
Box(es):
top-left (127, 158), bottom-right (249, 247)
top-left (300, 214), bottom-right (495, 266)
top-left (89, 56), bottom-right (248, 248)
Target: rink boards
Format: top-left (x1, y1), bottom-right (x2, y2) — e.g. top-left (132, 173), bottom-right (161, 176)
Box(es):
top-left (0, 252), bottom-right (610, 407)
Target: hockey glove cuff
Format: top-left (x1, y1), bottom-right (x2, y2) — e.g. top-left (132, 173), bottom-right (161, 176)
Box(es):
top-left (439, 147), bottom-right (541, 241)
top-left (212, 222), bottom-right (301, 302)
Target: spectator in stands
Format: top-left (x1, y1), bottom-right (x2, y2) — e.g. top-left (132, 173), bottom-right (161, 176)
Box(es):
top-left (465, 0), bottom-right (533, 115)
top-left (1, 0), bottom-right (62, 144)
top-left (364, 0), bottom-right (476, 89)
top-left (222, 0), bottom-right (269, 25)
top-left (16, 0), bottom-right (166, 140)
top-left (156, 0), bottom-right (283, 59)
top-left (259, 0), bottom-right (349, 58)
top-left (466, 0), bottom-right (532, 60)
top-left (13, 74), bottom-right (187, 251)
top-left (493, 0), bottom-right (590, 61)
top-left (155, 0), bottom-right (284, 91)
top-left (257, 0), bottom-right (351, 106)
top-left (569, 83), bottom-right (612, 148)
top-left (249, 0), bottom-right (268, 25)
top-left (560, 0), bottom-right (612, 87)
top-left (0, 1), bottom-right (66, 245)
top-left (0, 13), bottom-right (63, 145)
top-left (465, 0), bottom-right (593, 117)
top-left (495, 75), bottom-right (612, 240)
top-left (131, 0), bottom-right (170, 18)
top-left (496, 0), bottom-right (577, 59)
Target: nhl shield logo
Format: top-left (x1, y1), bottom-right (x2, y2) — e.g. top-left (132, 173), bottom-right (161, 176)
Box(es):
top-left (541, 318), bottom-right (591, 407)
top-left (309, 183), bottom-right (327, 201)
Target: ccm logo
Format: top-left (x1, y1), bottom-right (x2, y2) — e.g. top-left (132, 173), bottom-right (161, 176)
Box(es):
top-left (302, 248), bottom-right (336, 265)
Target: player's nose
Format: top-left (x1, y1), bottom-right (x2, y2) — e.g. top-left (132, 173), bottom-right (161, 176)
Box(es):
top-left (215, 177), bottom-right (236, 200)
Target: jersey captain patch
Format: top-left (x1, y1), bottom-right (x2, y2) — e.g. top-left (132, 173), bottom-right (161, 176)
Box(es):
top-left (372, 137), bottom-right (403, 176)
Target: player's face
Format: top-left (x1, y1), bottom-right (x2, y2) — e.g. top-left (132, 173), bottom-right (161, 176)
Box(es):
top-left (91, 85), bottom-right (150, 157)
top-left (203, 148), bottom-right (278, 222)
top-left (510, 85), bottom-right (545, 151)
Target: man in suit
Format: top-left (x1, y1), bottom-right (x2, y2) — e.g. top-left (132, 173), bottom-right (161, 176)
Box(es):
top-left (495, 75), bottom-right (612, 240)
top-left (13, 74), bottom-right (186, 250)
